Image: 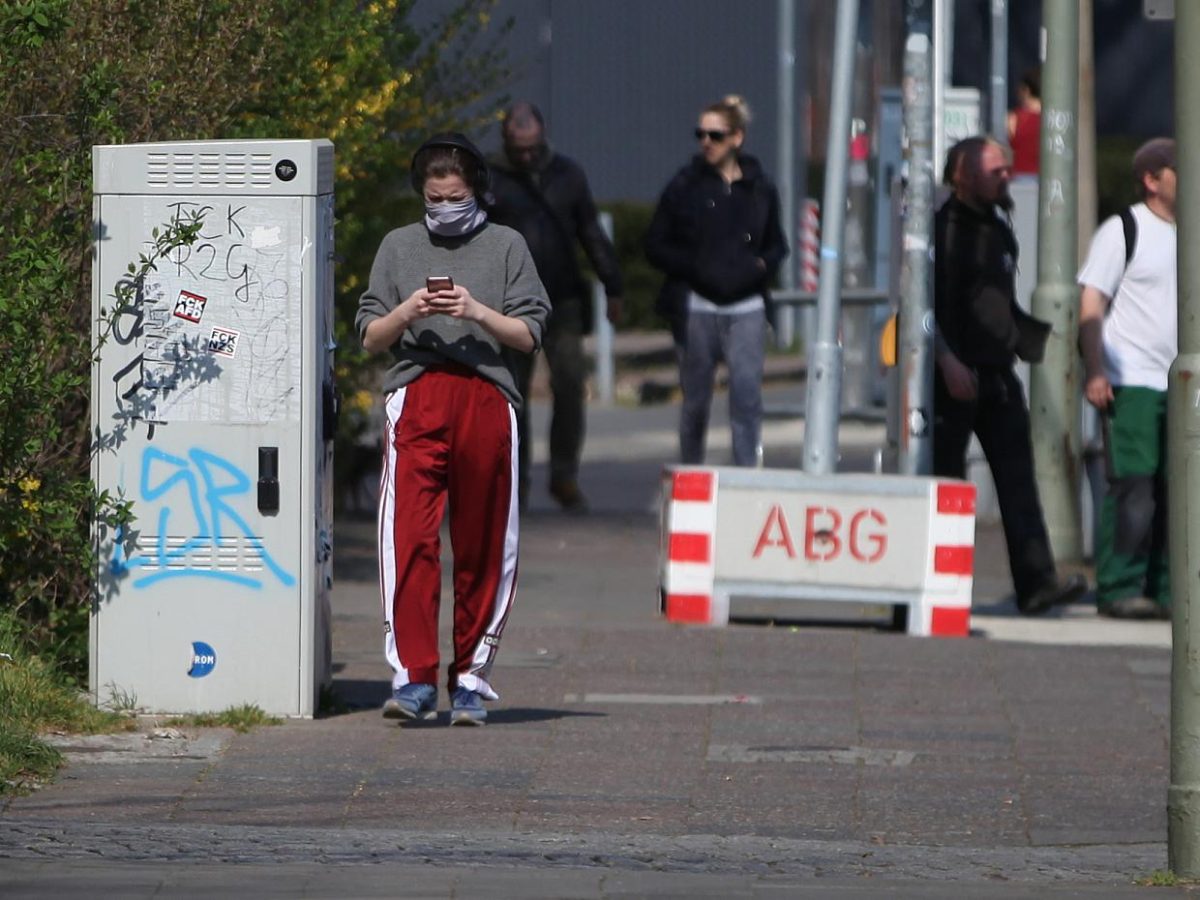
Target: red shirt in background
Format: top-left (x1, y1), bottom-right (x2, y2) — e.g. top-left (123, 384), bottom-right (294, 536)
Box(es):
top-left (1010, 107), bottom-right (1040, 175)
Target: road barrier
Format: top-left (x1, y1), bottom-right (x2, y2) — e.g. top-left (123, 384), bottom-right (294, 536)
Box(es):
top-left (658, 466), bottom-right (976, 637)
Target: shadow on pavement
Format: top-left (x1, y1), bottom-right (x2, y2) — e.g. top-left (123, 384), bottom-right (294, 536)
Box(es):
top-left (326, 679), bottom-right (607, 725)
top-left (487, 707), bottom-right (607, 724)
top-left (328, 678), bottom-right (390, 712)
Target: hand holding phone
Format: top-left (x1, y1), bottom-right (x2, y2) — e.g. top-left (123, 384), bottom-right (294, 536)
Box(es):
top-left (426, 276), bottom-right (454, 293)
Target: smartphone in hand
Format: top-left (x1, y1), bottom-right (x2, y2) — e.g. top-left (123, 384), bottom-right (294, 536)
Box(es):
top-left (426, 276), bottom-right (454, 293)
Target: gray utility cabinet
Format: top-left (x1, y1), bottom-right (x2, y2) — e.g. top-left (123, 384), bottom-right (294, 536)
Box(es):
top-left (91, 140), bottom-right (336, 717)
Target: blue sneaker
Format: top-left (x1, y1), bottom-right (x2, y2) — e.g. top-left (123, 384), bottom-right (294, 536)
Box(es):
top-left (450, 687), bottom-right (487, 726)
top-left (382, 683), bottom-right (437, 721)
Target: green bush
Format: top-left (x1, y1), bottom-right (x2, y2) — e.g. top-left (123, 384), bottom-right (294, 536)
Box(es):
top-left (0, 608), bottom-right (130, 795)
top-left (599, 201), bottom-right (661, 330)
top-left (1096, 135), bottom-right (1146, 222)
top-left (0, 0), bottom-right (511, 671)
top-left (0, 206), bottom-right (105, 671)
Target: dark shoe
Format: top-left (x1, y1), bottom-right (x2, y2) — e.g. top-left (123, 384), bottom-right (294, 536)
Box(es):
top-left (1017, 574), bottom-right (1087, 616)
top-left (549, 478), bottom-right (589, 513)
top-left (1099, 596), bottom-right (1163, 620)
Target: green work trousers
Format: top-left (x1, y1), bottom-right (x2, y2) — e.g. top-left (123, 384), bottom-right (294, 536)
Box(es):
top-left (1096, 386), bottom-right (1169, 610)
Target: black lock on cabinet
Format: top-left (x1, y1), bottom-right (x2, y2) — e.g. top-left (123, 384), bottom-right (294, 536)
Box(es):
top-left (258, 446), bottom-right (280, 514)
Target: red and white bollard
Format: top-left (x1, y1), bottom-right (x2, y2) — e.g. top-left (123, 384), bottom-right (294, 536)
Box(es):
top-left (800, 199), bottom-right (820, 294)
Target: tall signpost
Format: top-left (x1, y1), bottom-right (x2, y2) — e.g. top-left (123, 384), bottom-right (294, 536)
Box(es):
top-left (897, 0), bottom-right (935, 476)
top-left (776, 0), bottom-right (798, 351)
top-left (1169, 0), bottom-right (1200, 877)
top-left (802, 0), bottom-right (858, 475)
top-left (989, 0), bottom-right (1008, 143)
top-left (1029, 0), bottom-right (1083, 564)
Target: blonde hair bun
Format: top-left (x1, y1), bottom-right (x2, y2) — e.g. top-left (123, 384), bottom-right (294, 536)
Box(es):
top-left (723, 94), bottom-right (752, 126)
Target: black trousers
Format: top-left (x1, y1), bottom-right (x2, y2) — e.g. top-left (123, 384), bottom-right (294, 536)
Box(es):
top-left (508, 296), bottom-right (589, 494)
top-left (933, 365), bottom-right (1057, 603)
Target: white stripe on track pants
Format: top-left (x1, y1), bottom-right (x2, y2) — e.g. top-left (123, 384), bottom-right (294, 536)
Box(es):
top-left (377, 363), bottom-right (520, 700)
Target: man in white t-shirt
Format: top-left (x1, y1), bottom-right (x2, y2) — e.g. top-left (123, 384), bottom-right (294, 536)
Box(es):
top-left (1077, 138), bottom-right (1177, 620)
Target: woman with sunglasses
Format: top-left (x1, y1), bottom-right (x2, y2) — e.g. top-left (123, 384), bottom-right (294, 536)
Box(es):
top-left (646, 95), bottom-right (787, 467)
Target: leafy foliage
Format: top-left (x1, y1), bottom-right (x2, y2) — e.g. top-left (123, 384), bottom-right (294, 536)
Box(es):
top-left (0, 608), bottom-right (131, 795)
top-left (0, 0), bottom-right (510, 670)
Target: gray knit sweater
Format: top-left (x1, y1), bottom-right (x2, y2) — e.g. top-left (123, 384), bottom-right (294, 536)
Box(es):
top-left (356, 222), bottom-right (550, 408)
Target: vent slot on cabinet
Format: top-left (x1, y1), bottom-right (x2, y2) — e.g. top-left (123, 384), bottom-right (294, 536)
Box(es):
top-left (135, 535), bottom-right (267, 572)
top-left (144, 151), bottom-right (276, 189)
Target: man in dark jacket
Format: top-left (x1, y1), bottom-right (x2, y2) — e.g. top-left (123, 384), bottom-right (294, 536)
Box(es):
top-left (934, 135), bottom-right (1085, 615)
top-left (488, 101), bottom-right (623, 512)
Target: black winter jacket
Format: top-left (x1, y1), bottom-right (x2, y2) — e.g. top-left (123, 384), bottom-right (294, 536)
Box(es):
top-left (487, 150), bottom-right (622, 317)
top-left (644, 154), bottom-right (787, 327)
top-left (934, 196), bottom-right (1049, 367)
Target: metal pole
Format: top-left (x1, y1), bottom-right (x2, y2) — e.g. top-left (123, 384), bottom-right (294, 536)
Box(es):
top-left (1169, 0), bottom-right (1200, 877)
top-left (776, 0), bottom-right (798, 350)
top-left (932, 0), bottom-right (949, 172)
top-left (591, 211), bottom-right (614, 405)
top-left (898, 0), bottom-right (935, 476)
top-left (990, 0), bottom-right (1009, 143)
top-left (802, 0), bottom-right (858, 475)
top-left (1029, 0), bottom-right (1082, 564)
top-left (1077, 0), bottom-right (1100, 558)
top-left (797, 0), bottom-right (814, 358)
top-left (841, 10), bottom-right (877, 415)
top-left (1076, 0), bottom-right (1097, 255)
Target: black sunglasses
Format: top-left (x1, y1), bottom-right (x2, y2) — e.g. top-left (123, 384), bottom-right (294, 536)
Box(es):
top-left (694, 128), bottom-right (730, 143)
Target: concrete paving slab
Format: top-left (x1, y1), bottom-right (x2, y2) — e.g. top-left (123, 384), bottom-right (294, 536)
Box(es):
top-left (4, 386), bottom-right (1193, 893)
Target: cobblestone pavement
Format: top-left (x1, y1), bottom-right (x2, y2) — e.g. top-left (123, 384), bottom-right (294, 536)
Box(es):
top-left (0, 386), bottom-right (1188, 897)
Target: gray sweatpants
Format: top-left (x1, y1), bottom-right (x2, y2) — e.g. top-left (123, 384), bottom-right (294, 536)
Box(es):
top-left (678, 306), bottom-right (766, 466)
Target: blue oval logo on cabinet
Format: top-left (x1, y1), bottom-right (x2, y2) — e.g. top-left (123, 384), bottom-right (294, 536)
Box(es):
top-left (189, 641), bottom-right (217, 678)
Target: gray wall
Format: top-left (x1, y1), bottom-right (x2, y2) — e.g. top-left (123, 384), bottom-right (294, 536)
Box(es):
top-left (444, 0), bottom-right (803, 203)
top-left (412, 0), bottom-right (1174, 203)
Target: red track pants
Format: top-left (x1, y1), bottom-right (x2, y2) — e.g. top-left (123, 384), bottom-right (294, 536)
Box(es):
top-left (377, 365), bottom-right (520, 699)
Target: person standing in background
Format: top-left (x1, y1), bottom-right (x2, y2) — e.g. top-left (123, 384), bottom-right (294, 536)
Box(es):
top-left (1007, 68), bottom-right (1042, 177)
top-left (933, 135), bottom-right (1085, 616)
top-left (1077, 138), bottom-right (1177, 620)
top-left (488, 101), bottom-right (624, 513)
top-left (645, 95), bottom-right (787, 467)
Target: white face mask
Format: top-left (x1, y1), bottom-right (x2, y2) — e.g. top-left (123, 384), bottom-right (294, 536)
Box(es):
top-left (424, 196), bottom-right (487, 236)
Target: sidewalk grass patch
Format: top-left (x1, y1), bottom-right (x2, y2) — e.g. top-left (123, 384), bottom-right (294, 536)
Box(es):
top-left (0, 611), bottom-right (131, 795)
top-left (180, 704), bottom-right (282, 734)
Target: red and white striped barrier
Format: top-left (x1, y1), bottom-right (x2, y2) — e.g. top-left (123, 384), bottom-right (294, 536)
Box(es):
top-left (659, 467), bottom-right (976, 637)
top-left (800, 199), bottom-right (820, 293)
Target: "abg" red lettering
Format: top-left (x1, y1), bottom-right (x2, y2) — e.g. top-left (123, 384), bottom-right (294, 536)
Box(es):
top-left (752, 504), bottom-right (888, 563)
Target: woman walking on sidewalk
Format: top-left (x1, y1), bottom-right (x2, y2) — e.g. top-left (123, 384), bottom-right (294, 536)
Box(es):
top-left (645, 94), bottom-right (787, 467)
top-left (356, 133), bottom-right (550, 725)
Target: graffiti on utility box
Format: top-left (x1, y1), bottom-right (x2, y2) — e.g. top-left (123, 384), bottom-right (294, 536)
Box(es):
top-left (110, 445), bottom-right (295, 590)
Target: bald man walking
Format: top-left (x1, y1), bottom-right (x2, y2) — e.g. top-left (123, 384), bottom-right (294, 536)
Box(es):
top-left (488, 102), bottom-right (624, 512)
